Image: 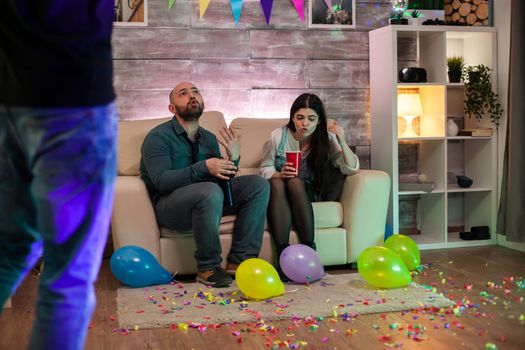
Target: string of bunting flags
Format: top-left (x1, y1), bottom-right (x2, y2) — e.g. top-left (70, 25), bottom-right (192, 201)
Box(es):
top-left (167, 0), bottom-right (334, 26)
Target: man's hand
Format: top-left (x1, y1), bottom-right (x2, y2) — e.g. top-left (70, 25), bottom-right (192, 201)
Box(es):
top-left (218, 126), bottom-right (241, 161)
top-left (206, 158), bottom-right (237, 180)
top-left (328, 122), bottom-right (347, 146)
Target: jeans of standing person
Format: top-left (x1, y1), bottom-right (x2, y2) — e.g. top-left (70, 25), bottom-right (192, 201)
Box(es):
top-left (0, 103), bottom-right (117, 350)
top-left (154, 175), bottom-right (270, 271)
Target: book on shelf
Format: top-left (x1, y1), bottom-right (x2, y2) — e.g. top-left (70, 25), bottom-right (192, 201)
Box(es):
top-left (399, 181), bottom-right (435, 192)
top-left (457, 128), bottom-right (493, 137)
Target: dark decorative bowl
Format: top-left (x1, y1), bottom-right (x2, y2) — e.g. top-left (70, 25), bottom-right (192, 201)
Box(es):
top-left (456, 175), bottom-right (473, 188)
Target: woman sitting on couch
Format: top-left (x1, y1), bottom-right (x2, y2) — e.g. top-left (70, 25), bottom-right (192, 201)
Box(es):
top-left (260, 93), bottom-right (360, 279)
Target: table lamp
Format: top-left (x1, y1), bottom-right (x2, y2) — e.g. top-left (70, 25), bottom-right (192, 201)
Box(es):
top-left (397, 88), bottom-right (422, 137)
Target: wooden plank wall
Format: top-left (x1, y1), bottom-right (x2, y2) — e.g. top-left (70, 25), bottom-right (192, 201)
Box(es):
top-left (112, 0), bottom-right (392, 169)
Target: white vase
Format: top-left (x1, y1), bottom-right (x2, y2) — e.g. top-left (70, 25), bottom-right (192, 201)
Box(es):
top-left (407, 17), bottom-right (419, 25)
top-left (447, 119), bottom-right (459, 136)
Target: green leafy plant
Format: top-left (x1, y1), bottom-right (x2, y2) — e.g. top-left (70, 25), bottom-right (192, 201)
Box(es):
top-left (410, 10), bottom-right (421, 18)
top-left (447, 56), bottom-right (464, 73)
top-left (462, 64), bottom-right (503, 127)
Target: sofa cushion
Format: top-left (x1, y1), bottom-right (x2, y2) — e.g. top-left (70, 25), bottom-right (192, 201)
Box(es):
top-left (118, 117), bottom-right (171, 176)
top-left (230, 118), bottom-right (288, 169)
top-left (117, 111), bottom-right (227, 176)
top-left (312, 201), bottom-right (343, 228)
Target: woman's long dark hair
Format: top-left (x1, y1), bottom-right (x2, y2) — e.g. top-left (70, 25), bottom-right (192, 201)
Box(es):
top-left (286, 93), bottom-right (331, 195)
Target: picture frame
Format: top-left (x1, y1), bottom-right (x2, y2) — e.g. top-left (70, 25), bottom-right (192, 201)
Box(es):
top-left (114, 0), bottom-right (148, 27)
top-left (308, 0), bottom-right (356, 29)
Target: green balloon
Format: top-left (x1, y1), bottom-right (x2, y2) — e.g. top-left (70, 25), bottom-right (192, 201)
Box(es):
top-left (357, 246), bottom-right (412, 289)
top-left (384, 234), bottom-right (421, 271)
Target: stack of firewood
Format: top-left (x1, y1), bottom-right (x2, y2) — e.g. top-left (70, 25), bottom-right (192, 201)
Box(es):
top-left (444, 0), bottom-right (489, 26)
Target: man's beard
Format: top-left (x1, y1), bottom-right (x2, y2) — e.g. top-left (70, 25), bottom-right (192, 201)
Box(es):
top-left (176, 101), bottom-right (204, 121)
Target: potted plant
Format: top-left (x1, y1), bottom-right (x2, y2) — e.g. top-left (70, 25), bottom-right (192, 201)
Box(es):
top-left (447, 56), bottom-right (464, 83)
top-left (408, 10), bottom-right (421, 25)
top-left (462, 64), bottom-right (503, 127)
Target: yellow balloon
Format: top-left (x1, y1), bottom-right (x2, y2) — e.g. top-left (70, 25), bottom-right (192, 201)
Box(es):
top-left (235, 258), bottom-right (284, 300)
top-left (357, 246), bottom-right (411, 289)
top-left (384, 234), bottom-right (421, 271)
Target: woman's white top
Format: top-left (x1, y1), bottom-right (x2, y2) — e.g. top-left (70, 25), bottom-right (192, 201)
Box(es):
top-left (260, 127), bottom-right (360, 180)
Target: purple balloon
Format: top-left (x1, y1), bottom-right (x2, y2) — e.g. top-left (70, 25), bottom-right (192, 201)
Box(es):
top-left (279, 244), bottom-right (324, 283)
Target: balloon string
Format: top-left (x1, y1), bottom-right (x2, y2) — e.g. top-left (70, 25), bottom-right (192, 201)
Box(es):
top-left (171, 271), bottom-right (178, 281)
top-left (284, 288), bottom-right (299, 294)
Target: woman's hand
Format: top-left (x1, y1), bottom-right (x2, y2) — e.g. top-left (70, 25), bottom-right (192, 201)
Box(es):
top-left (279, 162), bottom-right (297, 178)
top-left (328, 122), bottom-right (347, 146)
top-left (206, 158), bottom-right (237, 180)
top-left (218, 126), bottom-right (241, 161)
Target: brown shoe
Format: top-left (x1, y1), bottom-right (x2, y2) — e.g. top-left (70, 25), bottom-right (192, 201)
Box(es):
top-left (226, 262), bottom-right (239, 276)
top-left (196, 268), bottom-right (232, 287)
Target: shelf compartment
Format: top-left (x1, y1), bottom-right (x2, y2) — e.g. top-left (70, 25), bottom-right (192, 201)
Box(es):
top-left (447, 138), bottom-right (494, 189)
top-left (447, 192), bottom-right (495, 244)
top-left (397, 31), bottom-right (446, 84)
top-left (397, 85), bottom-right (445, 138)
top-left (446, 31), bottom-right (496, 73)
top-left (399, 193), bottom-right (447, 245)
top-left (398, 139), bottom-right (446, 192)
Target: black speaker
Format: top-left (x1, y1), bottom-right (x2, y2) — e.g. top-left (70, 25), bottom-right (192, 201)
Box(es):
top-left (399, 67), bottom-right (427, 83)
top-left (471, 226), bottom-right (490, 240)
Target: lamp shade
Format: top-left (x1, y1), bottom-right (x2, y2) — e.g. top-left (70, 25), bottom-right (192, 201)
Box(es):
top-left (397, 89), bottom-right (422, 116)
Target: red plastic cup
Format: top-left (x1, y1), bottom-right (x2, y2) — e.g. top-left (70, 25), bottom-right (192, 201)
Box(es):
top-left (285, 151), bottom-right (301, 176)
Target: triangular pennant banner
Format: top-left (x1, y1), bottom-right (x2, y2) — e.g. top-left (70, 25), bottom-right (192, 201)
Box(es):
top-left (230, 0), bottom-right (243, 26)
top-left (323, 0), bottom-right (332, 11)
top-left (290, 0), bottom-right (304, 21)
top-left (260, 0), bottom-right (273, 25)
top-left (199, 0), bottom-right (212, 18)
top-left (168, 0), bottom-right (176, 10)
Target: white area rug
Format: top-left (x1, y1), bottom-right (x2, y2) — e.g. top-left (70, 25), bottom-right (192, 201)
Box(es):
top-left (116, 273), bottom-right (454, 329)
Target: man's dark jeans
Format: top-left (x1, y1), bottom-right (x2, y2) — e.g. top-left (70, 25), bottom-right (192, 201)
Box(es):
top-left (155, 175), bottom-right (270, 271)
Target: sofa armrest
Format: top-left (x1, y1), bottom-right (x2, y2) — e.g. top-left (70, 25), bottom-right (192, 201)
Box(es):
top-left (111, 176), bottom-right (161, 261)
top-left (339, 170), bottom-right (391, 263)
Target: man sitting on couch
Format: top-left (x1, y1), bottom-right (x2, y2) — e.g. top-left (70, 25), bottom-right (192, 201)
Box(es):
top-left (140, 82), bottom-right (270, 287)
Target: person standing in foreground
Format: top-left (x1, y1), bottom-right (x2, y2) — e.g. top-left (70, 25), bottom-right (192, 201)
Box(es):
top-left (140, 82), bottom-right (270, 287)
top-left (260, 93), bottom-right (359, 280)
top-left (0, 1), bottom-right (117, 349)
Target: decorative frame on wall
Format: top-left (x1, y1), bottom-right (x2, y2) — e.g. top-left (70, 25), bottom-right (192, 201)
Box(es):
top-left (114, 0), bottom-right (148, 27)
top-left (308, 0), bottom-right (356, 29)
top-left (443, 0), bottom-right (492, 26)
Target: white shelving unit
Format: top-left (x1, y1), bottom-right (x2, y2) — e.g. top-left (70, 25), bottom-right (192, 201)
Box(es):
top-left (370, 25), bottom-right (498, 250)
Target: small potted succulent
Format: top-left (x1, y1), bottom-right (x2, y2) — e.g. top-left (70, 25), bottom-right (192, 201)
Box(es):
top-left (447, 56), bottom-right (464, 83)
top-left (408, 10), bottom-right (421, 25)
top-left (462, 64), bottom-right (503, 127)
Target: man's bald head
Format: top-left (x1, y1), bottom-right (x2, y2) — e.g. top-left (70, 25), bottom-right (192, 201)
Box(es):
top-left (168, 82), bottom-right (204, 121)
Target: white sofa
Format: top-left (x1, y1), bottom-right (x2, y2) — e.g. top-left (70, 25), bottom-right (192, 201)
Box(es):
top-left (111, 111), bottom-right (390, 274)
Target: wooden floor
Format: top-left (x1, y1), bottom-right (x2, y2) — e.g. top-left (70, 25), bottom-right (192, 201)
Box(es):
top-left (1, 246), bottom-right (524, 350)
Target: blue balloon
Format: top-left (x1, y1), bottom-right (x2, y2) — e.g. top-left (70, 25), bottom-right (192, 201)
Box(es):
top-left (384, 223), bottom-right (393, 241)
top-left (110, 245), bottom-right (172, 287)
